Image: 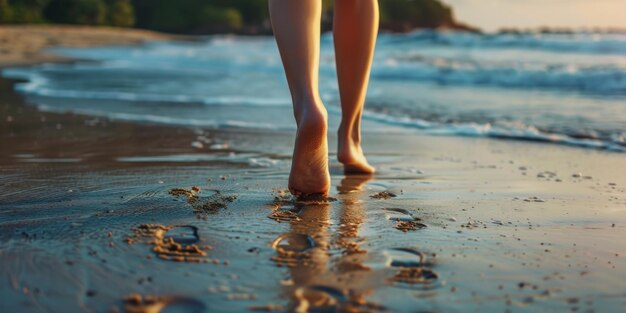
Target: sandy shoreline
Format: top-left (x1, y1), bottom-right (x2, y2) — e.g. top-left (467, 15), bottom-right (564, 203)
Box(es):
top-left (1, 26), bottom-right (625, 312)
top-left (0, 25), bottom-right (183, 68)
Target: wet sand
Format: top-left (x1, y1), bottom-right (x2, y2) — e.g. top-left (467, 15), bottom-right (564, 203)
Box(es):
top-left (1, 29), bottom-right (626, 312)
top-left (1, 76), bottom-right (625, 312)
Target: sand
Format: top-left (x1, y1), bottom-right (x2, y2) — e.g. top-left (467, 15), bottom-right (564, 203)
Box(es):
top-left (0, 25), bottom-right (180, 68)
top-left (1, 27), bottom-right (625, 312)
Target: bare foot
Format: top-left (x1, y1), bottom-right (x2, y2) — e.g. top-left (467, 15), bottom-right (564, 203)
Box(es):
top-left (337, 123), bottom-right (375, 174)
top-left (288, 105), bottom-right (331, 197)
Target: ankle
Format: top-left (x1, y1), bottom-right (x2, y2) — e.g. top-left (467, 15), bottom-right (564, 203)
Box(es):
top-left (338, 122), bottom-right (360, 145)
top-left (297, 103), bottom-right (327, 128)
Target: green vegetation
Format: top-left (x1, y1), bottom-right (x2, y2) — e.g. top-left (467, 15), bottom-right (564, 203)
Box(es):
top-left (0, 0), bottom-right (475, 33)
top-left (0, 0), bottom-right (133, 26)
top-left (0, 0), bottom-right (48, 24)
top-left (379, 0), bottom-right (455, 31)
top-left (131, 0), bottom-right (265, 33)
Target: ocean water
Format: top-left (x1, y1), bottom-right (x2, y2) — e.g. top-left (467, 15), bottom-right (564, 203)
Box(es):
top-left (3, 31), bottom-right (626, 151)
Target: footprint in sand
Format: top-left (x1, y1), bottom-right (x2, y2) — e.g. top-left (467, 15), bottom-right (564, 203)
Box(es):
top-left (163, 225), bottom-right (200, 245)
top-left (386, 248), bottom-right (425, 268)
top-left (268, 205), bottom-right (302, 223)
top-left (370, 191), bottom-right (397, 200)
top-left (384, 248), bottom-right (440, 289)
top-left (383, 208), bottom-right (427, 231)
top-left (169, 187), bottom-right (237, 215)
top-left (270, 233), bottom-right (315, 267)
top-left (126, 224), bottom-right (212, 263)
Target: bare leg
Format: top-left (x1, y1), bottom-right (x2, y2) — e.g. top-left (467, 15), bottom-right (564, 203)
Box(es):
top-left (269, 0), bottom-right (331, 196)
top-left (334, 0), bottom-right (378, 174)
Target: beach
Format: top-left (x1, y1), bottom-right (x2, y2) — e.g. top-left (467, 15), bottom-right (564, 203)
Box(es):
top-left (1, 26), bottom-right (625, 312)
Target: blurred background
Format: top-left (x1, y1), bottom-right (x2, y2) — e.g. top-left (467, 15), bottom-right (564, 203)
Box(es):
top-left (1, 0), bottom-right (625, 151)
top-left (1, 0), bottom-right (625, 34)
top-left (0, 0), bottom-right (472, 34)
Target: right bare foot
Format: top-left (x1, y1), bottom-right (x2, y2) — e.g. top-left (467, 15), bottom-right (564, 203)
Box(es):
top-left (288, 104), bottom-right (331, 197)
top-left (337, 123), bottom-right (376, 174)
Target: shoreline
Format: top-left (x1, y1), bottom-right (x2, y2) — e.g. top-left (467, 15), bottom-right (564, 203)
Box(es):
top-left (3, 25), bottom-right (624, 155)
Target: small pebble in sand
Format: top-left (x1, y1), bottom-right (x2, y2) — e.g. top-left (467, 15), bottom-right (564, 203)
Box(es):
top-left (572, 173), bottom-right (583, 178)
top-left (191, 141), bottom-right (204, 149)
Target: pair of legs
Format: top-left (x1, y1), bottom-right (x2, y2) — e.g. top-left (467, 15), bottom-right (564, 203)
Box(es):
top-left (269, 0), bottom-right (379, 196)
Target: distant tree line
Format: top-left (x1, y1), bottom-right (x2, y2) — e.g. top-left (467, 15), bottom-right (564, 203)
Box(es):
top-left (0, 0), bottom-right (476, 33)
top-left (0, 0), bottom-right (135, 27)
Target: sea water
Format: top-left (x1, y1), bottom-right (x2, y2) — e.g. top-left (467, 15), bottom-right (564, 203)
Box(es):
top-left (3, 31), bottom-right (625, 151)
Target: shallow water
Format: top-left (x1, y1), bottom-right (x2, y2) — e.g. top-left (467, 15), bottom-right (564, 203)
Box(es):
top-left (2, 31), bottom-right (626, 151)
